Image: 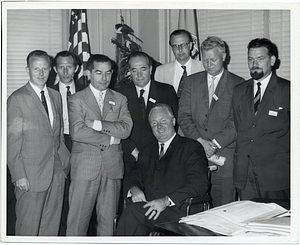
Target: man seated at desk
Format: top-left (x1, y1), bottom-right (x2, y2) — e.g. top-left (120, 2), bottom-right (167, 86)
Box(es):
top-left (115, 103), bottom-right (209, 236)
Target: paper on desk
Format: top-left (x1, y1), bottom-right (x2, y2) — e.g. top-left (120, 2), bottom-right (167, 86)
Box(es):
top-left (179, 201), bottom-right (288, 236)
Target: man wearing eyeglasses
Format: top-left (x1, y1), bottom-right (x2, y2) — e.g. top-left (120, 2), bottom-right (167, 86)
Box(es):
top-left (155, 29), bottom-right (204, 96)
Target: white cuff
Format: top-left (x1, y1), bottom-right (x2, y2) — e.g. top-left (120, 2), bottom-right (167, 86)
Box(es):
top-left (212, 139), bottom-right (222, 149)
top-left (93, 120), bottom-right (102, 131)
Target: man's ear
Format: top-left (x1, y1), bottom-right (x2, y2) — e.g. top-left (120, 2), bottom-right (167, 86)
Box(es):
top-left (26, 67), bottom-right (29, 75)
top-left (53, 66), bottom-right (58, 73)
top-left (74, 65), bottom-right (79, 73)
top-left (149, 65), bottom-right (153, 75)
top-left (172, 117), bottom-right (176, 126)
top-left (270, 55), bottom-right (276, 66)
top-left (222, 52), bottom-right (226, 62)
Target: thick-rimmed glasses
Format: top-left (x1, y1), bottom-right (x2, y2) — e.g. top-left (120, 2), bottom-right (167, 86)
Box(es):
top-left (171, 42), bottom-right (190, 51)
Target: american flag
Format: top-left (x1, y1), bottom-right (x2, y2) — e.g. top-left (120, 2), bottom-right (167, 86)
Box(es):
top-left (68, 9), bottom-right (91, 85)
top-left (178, 9), bottom-right (201, 60)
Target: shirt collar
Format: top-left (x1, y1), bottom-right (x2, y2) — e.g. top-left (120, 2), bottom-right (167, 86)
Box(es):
top-left (207, 68), bottom-right (224, 81)
top-left (89, 83), bottom-right (107, 99)
top-left (135, 80), bottom-right (151, 93)
top-left (29, 81), bottom-right (48, 96)
top-left (158, 132), bottom-right (176, 153)
top-left (175, 57), bottom-right (192, 68)
top-left (254, 72), bottom-right (272, 86)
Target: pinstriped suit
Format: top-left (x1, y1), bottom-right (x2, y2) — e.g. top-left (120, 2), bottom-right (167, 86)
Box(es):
top-left (66, 85), bottom-right (133, 235)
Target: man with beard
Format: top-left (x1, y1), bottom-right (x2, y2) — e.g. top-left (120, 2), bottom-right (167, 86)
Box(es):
top-left (232, 38), bottom-right (290, 201)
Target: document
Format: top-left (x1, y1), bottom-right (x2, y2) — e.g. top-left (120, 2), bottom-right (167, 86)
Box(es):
top-left (179, 200), bottom-right (289, 236)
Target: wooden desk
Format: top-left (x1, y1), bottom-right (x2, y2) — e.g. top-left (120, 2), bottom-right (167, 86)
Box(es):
top-left (154, 221), bottom-right (220, 236)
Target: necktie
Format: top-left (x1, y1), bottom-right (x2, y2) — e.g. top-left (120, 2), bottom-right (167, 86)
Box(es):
top-left (99, 91), bottom-right (104, 115)
top-left (159, 143), bottom-right (165, 159)
top-left (41, 90), bottom-right (49, 116)
top-left (254, 82), bottom-right (262, 115)
top-left (139, 89), bottom-right (146, 120)
top-left (177, 66), bottom-right (187, 97)
top-left (208, 76), bottom-right (216, 106)
top-left (66, 86), bottom-right (71, 100)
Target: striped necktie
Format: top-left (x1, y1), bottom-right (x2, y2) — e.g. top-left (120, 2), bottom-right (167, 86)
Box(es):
top-left (159, 143), bottom-right (165, 160)
top-left (254, 82), bottom-right (261, 115)
top-left (177, 66), bottom-right (187, 97)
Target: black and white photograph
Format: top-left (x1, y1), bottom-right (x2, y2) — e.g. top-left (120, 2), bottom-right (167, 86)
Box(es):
top-left (1, 0), bottom-right (299, 244)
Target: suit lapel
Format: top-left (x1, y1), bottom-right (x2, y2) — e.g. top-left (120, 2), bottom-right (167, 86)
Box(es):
top-left (147, 80), bottom-right (157, 114)
top-left (102, 89), bottom-right (115, 119)
top-left (159, 135), bottom-right (179, 163)
top-left (245, 79), bottom-right (255, 115)
top-left (48, 88), bottom-right (57, 130)
top-left (85, 86), bottom-right (102, 117)
top-left (26, 83), bottom-right (50, 119)
top-left (256, 74), bottom-right (277, 117)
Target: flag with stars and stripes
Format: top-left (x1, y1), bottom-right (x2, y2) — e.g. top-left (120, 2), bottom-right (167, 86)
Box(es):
top-left (68, 9), bottom-right (91, 85)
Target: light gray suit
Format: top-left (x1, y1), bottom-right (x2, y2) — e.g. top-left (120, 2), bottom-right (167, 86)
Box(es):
top-left (66, 85), bottom-right (133, 236)
top-left (7, 82), bottom-right (70, 235)
top-left (155, 59), bottom-right (204, 92)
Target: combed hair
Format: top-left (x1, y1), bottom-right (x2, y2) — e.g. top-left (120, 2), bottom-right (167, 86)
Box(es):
top-left (86, 54), bottom-right (113, 71)
top-left (169, 29), bottom-right (193, 45)
top-left (127, 51), bottom-right (152, 67)
top-left (247, 38), bottom-right (275, 56)
top-left (53, 50), bottom-right (79, 67)
top-left (26, 50), bottom-right (51, 67)
top-left (201, 36), bottom-right (225, 53)
top-left (148, 103), bottom-right (175, 122)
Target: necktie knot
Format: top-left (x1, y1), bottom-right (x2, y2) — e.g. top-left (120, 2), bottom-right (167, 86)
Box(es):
top-left (181, 66), bottom-right (186, 72)
top-left (140, 89), bottom-right (145, 97)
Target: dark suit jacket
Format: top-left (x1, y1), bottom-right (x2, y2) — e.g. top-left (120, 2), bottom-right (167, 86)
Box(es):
top-left (123, 135), bottom-right (209, 211)
top-left (68, 86), bottom-right (133, 180)
top-left (7, 82), bottom-right (70, 192)
top-left (178, 69), bottom-right (245, 177)
top-left (115, 80), bottom-right (178, 160)
top-left (232, 73), bottom-right (290, 191)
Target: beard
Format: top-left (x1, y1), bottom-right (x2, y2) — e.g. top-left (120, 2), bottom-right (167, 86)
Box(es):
top-left (250, 68), bottom-right (264, 80)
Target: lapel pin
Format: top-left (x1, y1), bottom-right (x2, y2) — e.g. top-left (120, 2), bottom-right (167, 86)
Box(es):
top-left (149, 98), bottom-right (156, 103)
top-left (109, 101), bottom-right (115, 105)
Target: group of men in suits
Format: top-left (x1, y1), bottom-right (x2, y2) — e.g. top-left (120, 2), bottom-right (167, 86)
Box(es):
top-left (7, 28), bottom-right (290, 236)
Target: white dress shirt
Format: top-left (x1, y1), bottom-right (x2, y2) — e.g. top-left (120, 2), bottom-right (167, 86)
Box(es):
top-left (174, 57), bottom-right (193, 91)
top-left (29, 81), bottom-right (54, 128)
top-left (135, 80), bottom-right (151, 106)
top-left (59, 80), bottom-right (76, 134)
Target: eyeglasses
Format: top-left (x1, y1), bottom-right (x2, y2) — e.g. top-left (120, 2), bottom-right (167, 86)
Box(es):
top-left (171, 42), bottom-right (190, 50)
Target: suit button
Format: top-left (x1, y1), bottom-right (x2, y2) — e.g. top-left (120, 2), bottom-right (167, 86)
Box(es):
top-left (156, 168), bottom-right (159, 171)
top-left (154, 187), bottom-right (158, 191)
top-left (205, 129), bottom-right (207, 131)
top-left (252, 124), bottom-right (256, 127)
top-left (250, 139), bottom-right (255, 142)
top-left (101, 149), bottom-right (104, 151)
top-left (247, 155), bottom-right (250, 158)
top-left (205, 114), bottom-right (207, 117)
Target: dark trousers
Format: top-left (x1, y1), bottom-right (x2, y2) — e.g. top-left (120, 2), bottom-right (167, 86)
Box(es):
top-left (115, 201), bottom-right (185, 236)
top-left (237, 161), bottom-right (290, 201)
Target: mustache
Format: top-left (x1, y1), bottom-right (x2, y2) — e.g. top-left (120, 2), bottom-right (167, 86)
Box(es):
top-left (250, 67), bottom-right (262, 71)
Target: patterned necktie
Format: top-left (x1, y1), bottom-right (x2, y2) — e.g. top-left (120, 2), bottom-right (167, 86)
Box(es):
top-left (66, 86), bottom-right (71, 100)
top-left (99, 91), bottom-right (104, 115)
top-left (40, 90), bottom-right (49, 116)
top-left (177, 66), bottom-right (187, 97)
top-left (159, 143), bottom-right (165, 160)
top-left (208, 76), bottom-right (216, 106)
top-left (139, 89), bottom-right (146, 120)
top-left (254, 82), bottom-right (262, 115)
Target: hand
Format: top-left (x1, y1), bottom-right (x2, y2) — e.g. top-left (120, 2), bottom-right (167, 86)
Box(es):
top-left (85, 119), bottom-right (94, 128)
top-left (197, 138), bottom-right (217, 158)
top-left (131, 148), bottom-right (139, 161)
top-left (16, 178), bottom-right (30, 192)
top-left (130, 186), bottom-right (147, 203)
top-left (143, 196), bottom-right (169, 220)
